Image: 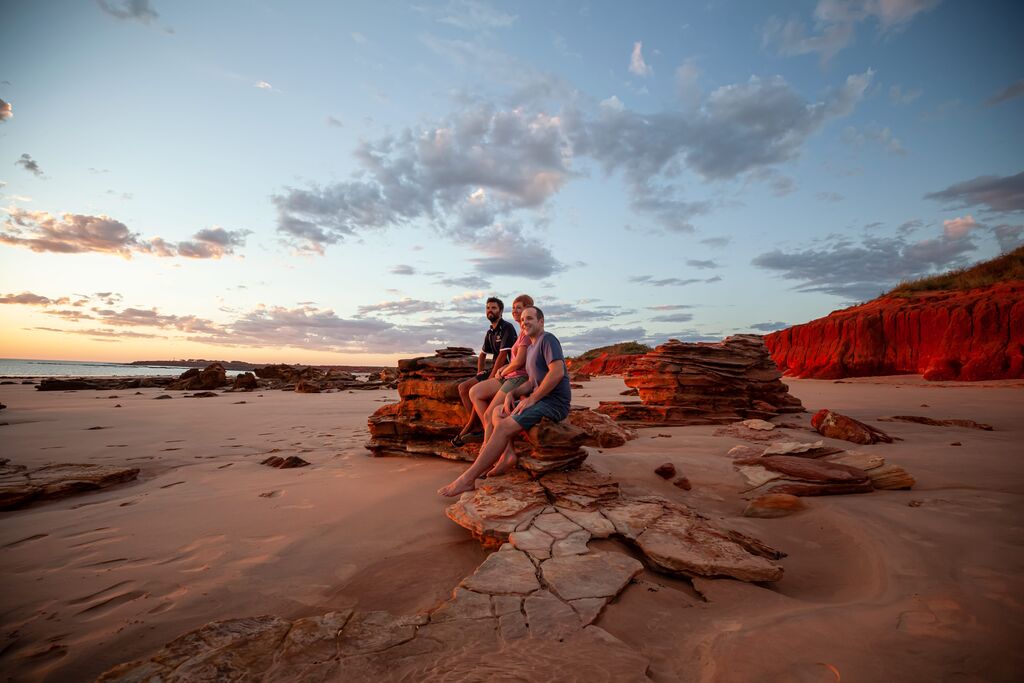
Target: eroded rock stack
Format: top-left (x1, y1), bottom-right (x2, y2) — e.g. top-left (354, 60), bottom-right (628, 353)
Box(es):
top-left (167, 363), bottom-right (228, 391)
top-left (366, 348), bottom-right (479, 460)
top-left (598, 335), bottom-right (804, 426)
top-left (367, 350), bottom-right (636, 471)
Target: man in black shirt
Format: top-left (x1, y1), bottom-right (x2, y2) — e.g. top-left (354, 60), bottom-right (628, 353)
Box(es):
top-left (452, 297), bottom-right (517, 446)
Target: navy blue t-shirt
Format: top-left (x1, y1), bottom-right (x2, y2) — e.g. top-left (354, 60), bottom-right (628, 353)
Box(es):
top-left (525, 332), bottom-right (572, 410)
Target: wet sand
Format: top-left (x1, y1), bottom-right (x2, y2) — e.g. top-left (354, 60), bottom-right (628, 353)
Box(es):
top-left (0, 376), bottom-right (1022, 681)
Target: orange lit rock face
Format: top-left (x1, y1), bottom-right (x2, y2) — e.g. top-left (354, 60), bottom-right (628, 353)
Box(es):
top-left (567, 352), bottom-right (640, 376)
top-left (597, 335), bottom-right (803, 426)
top-left (764, 282), bottom-right (1024, 381)
top-left (811, 409), bottom-right (893, 445)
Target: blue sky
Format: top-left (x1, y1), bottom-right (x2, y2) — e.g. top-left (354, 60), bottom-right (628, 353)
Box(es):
top-left (1, 0), bottom-right (1022, 364)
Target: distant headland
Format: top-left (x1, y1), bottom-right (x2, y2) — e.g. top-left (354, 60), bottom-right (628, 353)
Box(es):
top-left (129, 359), bottom-right (387, 373)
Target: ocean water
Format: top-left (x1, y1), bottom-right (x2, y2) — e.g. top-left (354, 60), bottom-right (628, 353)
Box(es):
top-left (0, 359), bottom-right (196, 378)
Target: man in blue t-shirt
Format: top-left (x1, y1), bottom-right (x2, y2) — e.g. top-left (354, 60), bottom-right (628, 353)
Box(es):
top-left (438, 306), bottom-right (571, 497)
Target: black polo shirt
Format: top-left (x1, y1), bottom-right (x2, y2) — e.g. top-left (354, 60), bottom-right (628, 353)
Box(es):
top-left (482, 318), bottom-right (517, 360)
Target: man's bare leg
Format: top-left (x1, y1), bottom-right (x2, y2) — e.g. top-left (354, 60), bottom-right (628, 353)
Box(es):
top-left (453, 377), bottom-right (481, 442)
top-left (438, 416), bottom-right (522, 497)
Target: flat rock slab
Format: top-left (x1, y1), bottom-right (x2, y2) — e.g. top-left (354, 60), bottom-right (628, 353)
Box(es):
top-left (635, 511), bottom-right (784, 583)
top-left (879, 415), bottom-right (993, 430)
top-left (524, 589), bottom-right (582, 639)
top-left (558, 507), bottom-right (616, 538)
top-left (445, 473), bottom-right (547, 548)
top-left (460, 547), bottom-right (540, 595)
top-left (539, 468), bottom-right (620, 510)
top-left (0, 462), bottom-right (140, 510)
top-left (735, 455), bottom-right (874, 496)
top-left (541, 551), bottom-right (643, 601)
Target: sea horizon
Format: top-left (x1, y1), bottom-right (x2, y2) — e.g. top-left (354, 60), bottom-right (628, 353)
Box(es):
top-left (0, 358), bottom-right (197, 378)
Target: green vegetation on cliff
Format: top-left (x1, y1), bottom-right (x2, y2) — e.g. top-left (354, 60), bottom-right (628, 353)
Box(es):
top-left (891, 245), bottom-right (1024, 295)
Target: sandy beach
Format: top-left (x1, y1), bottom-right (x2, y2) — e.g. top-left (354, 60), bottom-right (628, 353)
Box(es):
top-left (1, 376), bottom-right (1022, 682)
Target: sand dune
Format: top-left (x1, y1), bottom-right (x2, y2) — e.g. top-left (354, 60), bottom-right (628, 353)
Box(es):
top-left (1, 376), bottom-right (1022, 681)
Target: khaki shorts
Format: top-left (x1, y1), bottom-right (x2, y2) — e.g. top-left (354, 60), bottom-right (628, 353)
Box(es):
top-left (499, 376), bottom-right (528, 393)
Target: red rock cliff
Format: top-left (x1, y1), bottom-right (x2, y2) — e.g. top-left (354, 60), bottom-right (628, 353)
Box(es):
top-left (566, 352), bottom-right (640, 376)
top-left (764, 282), bottom-right (1024, 381)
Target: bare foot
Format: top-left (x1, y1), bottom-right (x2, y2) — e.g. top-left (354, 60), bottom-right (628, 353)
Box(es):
top-left (437, 478), bottom-right (476, 497)
top-left (487, 453), bottom-right (518, 477)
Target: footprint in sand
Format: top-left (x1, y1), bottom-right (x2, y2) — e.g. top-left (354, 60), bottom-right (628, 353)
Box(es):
top-left (161, 447), bottom-right (181, 451)
top-left (259, 490), bottom-right (281, 498)
top-left (160, 481), bottom-right (186, 489)
top-left (217, 463), bottom-right (234, 469)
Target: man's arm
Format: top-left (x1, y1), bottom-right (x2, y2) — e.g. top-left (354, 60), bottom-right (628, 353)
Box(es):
top-left (502, 378), bottom-right (534, 414)
top-left (512, 361), bottom-right (564, 414)
top-left (489, 349), bottom-right (511, 377)
top-left (477, 351), bottom-right (486, 374)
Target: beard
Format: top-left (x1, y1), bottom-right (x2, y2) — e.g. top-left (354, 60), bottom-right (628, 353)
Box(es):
top-left (486, 311), bottom-right (500, 322)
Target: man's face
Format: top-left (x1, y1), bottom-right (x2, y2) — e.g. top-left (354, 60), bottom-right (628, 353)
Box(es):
top-left (521, 308), bottom-right (543, 336)
top-left (485, 301), bottom-right (501, 322)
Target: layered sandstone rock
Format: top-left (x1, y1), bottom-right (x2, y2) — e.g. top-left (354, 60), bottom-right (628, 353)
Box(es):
top-left (366, 348), bottom-right (478, 460)
top-left (0, 461), bottom-right (140, 509)
top-left (36, 377), bottom-right (173, 391)
top-left (598, 335), bottom-right (803, 426)
top-left (764, 281), bottom-right (1024, 381)
top-left (367, 350), bottom-right (631, 472)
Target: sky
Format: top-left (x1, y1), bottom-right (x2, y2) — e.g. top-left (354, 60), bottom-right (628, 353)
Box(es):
top-left (1, 0), bottom-right (1022, 365)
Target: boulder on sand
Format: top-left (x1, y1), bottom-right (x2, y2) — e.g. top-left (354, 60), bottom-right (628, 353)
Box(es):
top-left (167, 363), bottom-right (228, 391)
top-left (811, 409), bottom-right (893, 445)
top-left (0, 461), bottom-right (140, 510)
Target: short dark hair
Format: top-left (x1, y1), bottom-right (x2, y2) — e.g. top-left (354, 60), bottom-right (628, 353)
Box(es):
top-left (526, 305), bottom-right (544, 321)
top-left (486, 296), bottom-right (504, 312)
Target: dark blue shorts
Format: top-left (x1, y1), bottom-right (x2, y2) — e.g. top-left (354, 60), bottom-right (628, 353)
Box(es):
top-left (512, 397), bottom-right (570, 431)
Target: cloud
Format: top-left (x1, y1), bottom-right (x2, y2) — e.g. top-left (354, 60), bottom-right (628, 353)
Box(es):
top-left (700, 236), bottom-right (731, 248)
top-left (96, 0), bottom-right (171, 31)
top-left (356, 298), bottom-right (442, 316)
top-left (986, 79), bottom-right (1024, 107)
top-left (686, 259), bottom-right (718, 269)
top-left (646, 304), bottom-right (693, 311)
top-left (389, 264), bottom-right (416, 275)
top-left (1, 208), bottom-right (248, 258)
top-left (925, 171), bottom-right (1024, 214)
top-left (436, 274), bottom-right (492, 289)
top-left (763, 0), bottom-right (939, 62)
top-left (942, 215), bottom-right (978, 239)
top-left (254, 81), bottom-right (275, 91)
top-left (752, 225), bottom-right (981, 300)
top-left (650, 312), bottom-right (694, 323)
top-left (426, 0), bottom-right (517, 30)
top-left (326, 116), bottom-right (343, 128)
top-left (174, 227), bottom-right (250, 259)
top-left (0, 98), bottom-right (11, 123)
top-left (350, 31), bottom-right (368, 44)
top-left (748, 321), bottom-right (790, 332)
top-left (889, 85), bottom-right (922, 105)
top-left (468, 223), bottom-right (566, 278)
top-left (675, 59), bottom-right (701, 108)
top-left (992, 224), bottom-right (1023, 252)
top-left (629, 275), bottom-right (704, 287)
top-left (16, 154), bottom-right (43, 177)
top-left (816, 191), bottom-right (845, 202)
top-left (751, 168), bottom-right (798, 196)
top-left (842, 125), bottom-right (907, 155)
top-left (0, 292), bottom-right (70, 305)
top-left (629, 42), bottom-right (652, 77)
top-left (274, 68), bottom-right (872, 249)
